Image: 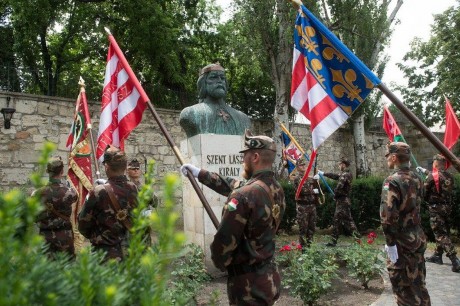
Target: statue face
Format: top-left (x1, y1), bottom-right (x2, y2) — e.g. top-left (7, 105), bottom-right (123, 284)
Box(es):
top-left (205, 71), bottom-right (227, 99)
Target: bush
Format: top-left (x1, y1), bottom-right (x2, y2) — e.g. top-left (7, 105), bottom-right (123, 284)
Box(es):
top-left (340, 232), bottom-right (385, 289)
top-left (0, 143), bottom-right (208, 305)
top-left (279, 180), bottom-right (297, 233)
top-left (278, 243), bottom-right (338, 306)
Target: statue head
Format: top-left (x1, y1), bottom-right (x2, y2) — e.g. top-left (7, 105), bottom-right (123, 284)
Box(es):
top-left (197, 63), bottom-right (227, 100)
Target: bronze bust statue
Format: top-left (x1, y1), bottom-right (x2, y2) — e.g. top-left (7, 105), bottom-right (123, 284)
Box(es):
top-left (179, 63), bottom-right (251, 138)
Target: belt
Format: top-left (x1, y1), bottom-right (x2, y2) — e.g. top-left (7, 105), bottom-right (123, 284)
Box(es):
top-left (227, 261), bottom-right (271, 277)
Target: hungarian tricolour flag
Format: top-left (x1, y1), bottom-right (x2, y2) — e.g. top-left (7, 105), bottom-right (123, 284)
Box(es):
top-left (96, 31), bottom-right (148, 161)
top-left (383, 105), bottom-right (403, 142)
top-left (443, 97), bottom-right (460, 151)
top-left (67, 77), bottom-right (93, 221)
top-left (290, 4), bottom-right (381, 198)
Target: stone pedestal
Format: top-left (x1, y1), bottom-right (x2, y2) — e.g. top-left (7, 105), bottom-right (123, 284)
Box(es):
top-left (180, 134), bottom-right (244, 275)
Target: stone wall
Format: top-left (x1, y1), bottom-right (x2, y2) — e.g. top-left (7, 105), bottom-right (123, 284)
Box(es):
top-left (0, 91), bottom-right (443, 227)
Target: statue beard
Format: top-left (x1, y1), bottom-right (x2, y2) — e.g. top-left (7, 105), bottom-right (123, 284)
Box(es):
top-left (242, 161), bottom-right (253, 180)
top-left (208, 87), bottom-right (226, 99)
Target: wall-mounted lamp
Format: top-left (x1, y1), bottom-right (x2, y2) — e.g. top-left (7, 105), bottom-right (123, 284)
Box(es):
top-left (1, 96), bottom-right (16, 129)
top-left (372, 138), bottom-right (384, 149)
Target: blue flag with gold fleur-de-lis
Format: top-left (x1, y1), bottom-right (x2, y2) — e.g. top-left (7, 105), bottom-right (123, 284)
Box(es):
top-left (291, 4), bottom-right (382, 199)
top-left (290, 4), bottom-right (382, 151)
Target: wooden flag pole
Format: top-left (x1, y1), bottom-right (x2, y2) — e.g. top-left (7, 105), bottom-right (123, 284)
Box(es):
top-left (145, 101), bottom-right (220, 229)
top-left (378, 83), bottom-right (460, 172)
top-left (104, 27), bottom-right (219, 229)
top-left (78, 77), bottom-right (101, 180)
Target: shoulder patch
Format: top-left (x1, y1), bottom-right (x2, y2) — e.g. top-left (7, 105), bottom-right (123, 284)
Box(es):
top-left (383, 182), bottom-right (390, 191)
top-left (227, 198), bottom-right (239, 211)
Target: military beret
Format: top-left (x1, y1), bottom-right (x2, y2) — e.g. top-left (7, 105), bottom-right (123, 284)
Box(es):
top-left (47, 156), bottom-right (64, 173)
top-left (339, 157), bottom-right (350, 166)
top-left (239, 129), bottom-right (276, 153)
top-left (199, 63), bottom-right (225, 76)
top-left (433, 154), bottom-right (446, 162)
top-left (385, 142), bottom-right (411, 156)
top-left (128, 158), bottom-right (140, 169)
top-left (103, 145), bottom-right (127, 167)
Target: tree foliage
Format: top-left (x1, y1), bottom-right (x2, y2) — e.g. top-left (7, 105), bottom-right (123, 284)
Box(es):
top-left (1, 0), bottom-right (224, 106)
top-left (397, 2), bottom-right (460, 127)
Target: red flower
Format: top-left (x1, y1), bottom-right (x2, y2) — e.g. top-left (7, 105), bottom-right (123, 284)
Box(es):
top-left (367, 232), bottom-right (377, 239)
top-left (291, 241), bottom-right (297, 246)
top-left (296, 244), bottom-right (302, 250)
top-left (280, 245), bottom-right (292, 252)
top-left (367, 238), bottom-right (374, 245)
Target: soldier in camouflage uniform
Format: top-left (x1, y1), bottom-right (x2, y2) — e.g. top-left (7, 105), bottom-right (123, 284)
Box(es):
top-left (291, 158), bottom-right (321, 248)
top-left (127, 158), bottom-right (142, 189)
top-left (417, 154), bottom-right (460, 272)
top-left (33, 156), bottom-right (78, 258)
top-left (78, 146), bottom-right (138, 261)
top-left (380, 142), bottom-right (431, 306)
top-left (318, 157), bottom-right (358, 246)
top-left (181, 130), bottom-right (286, 305)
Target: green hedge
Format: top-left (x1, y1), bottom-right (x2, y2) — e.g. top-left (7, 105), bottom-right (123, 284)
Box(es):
top-left (279, 174), bottom-right (460, 240)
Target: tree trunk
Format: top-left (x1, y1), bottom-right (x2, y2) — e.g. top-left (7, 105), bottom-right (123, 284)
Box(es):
top-left (271, 0), bottom-right (292, 176)
top-left (353, 114), bottom-right (370, 177)
top-left (352, 0), bottom-right (403, 176)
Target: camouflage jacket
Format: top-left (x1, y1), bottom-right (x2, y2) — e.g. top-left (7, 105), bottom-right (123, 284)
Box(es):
top-left (199, 169), bottom-right (286, 271)
top-left (292, 175), bottom-right (320, 205)
top-left (34, 178), bottom-right (77, 231)
top-left (424, 170), bottom-right (454, 206)
top-left (78, 175), bottom-right (138, 246)
top-left (380, 163), bottom-right (426, 253)
top-left (324, 169), bottom-right (352, 199)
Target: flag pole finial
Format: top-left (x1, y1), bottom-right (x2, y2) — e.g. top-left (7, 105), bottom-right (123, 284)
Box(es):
top-left (78, 76), bottom-right (85, 88)
top-left (104, 27), bottom-right (112, 36)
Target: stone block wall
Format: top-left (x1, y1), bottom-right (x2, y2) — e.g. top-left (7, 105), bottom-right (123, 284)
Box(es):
top-left (0, 91), bottom-right (444, 228)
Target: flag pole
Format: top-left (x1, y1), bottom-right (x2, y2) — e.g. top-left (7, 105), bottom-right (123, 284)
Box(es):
top-left (78, 77), bottom-right (101, 180)
top-left (276, 118), bottom-right (334, 195)
top-left (378, 83), bottom-right (460, 172)
top-left (104, 28), bottom-right (219, 229)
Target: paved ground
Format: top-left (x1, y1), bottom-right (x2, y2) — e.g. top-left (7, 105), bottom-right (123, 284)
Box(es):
top-left (371, 252), bottom-right (460, 306)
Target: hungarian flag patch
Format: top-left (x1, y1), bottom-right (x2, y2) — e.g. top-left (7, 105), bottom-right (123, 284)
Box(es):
top-left (383, 182), bottom-right (390, 191)
top-left (227, 198), bottom-right (239, 211)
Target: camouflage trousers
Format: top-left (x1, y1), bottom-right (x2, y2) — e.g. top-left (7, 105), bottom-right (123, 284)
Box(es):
top-left (296, 203), bottom-right (316, 247)
top-left (331, 198), bottom-right (358, 242)
top-left (40, 229), bottom-right (75, 258)
top-left (428, 206), bottom-right (456, 257)
top-left (387, 251), bottom-right (431, 306)
top-left (227, 263), bottom-right (280, 305)
top-left (93, 244), bottom-right (124, 262)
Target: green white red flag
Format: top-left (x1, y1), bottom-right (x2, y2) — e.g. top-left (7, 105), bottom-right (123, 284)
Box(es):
top-left (383, 105), bottom-right (403, 142)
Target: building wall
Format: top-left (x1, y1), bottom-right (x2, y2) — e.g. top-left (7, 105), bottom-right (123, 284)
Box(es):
top-left (0, 91), bottom-right (443, 226)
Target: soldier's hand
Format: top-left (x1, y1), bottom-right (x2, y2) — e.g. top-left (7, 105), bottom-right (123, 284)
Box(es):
top-left (95, 178), bottom-right (107, 185)
top-left (384, 244), bottom-right (398, 263)
top-left (180, 164), bottom-right (201, 178)
top-left (313, 174), bottom-right (320, 180)
top-left (416, 166), bottom-right (427, 174)
top-left (317, 170), bottom-right (324, 176)
top-left (141, 209), bottom-right (153, 217)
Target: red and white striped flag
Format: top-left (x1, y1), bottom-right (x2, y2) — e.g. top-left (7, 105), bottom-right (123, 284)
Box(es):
top-left (290, 5), bottom-right (381, 198)
top-left (96, 32), bottom-right (148, 161)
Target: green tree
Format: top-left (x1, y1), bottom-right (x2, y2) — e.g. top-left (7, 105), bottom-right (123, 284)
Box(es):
top-left (226, 0), bottom-right (401, 176)
top-left (2, 0), bottom-right (223, 105)
top-left (397, 2), bottom-right (460, 128)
